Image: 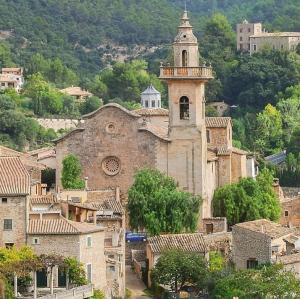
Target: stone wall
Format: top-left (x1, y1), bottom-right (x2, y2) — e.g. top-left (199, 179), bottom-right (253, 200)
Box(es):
top-left (207, 127), bottom-right (230, 148)
top-left (218, 155), bottom-right (231, 187)
top-left (231, 152), bottom-right (247, 183)
top-left (0, 196), bottom-right (28, 247)
top-left (36, 118), bottom-right (82, 132)
top-left (232, 226), bottom-right (271, 269)
top-left (200, 217), bottom-right (227, 234)
top-left (56, 106), bottom-right (160, 194)
top-left (281, 197), bottom-right (300, 227)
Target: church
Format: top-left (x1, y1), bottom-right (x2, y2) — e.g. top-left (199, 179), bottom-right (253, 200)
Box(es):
top-left (55, 11), bottom-right (254, 219)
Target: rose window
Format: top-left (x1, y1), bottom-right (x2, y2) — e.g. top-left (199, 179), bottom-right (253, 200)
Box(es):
top-left (102, 156), bottom-right (121, 176)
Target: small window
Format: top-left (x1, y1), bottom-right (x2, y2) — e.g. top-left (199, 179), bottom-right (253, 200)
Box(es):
top-left (1, 83), bottom-right (5, 87)
top-left (86, 264), bottom-right (92, 283)
top-left (253, 44), bottom-right (257, 51)
top-left (240, 36), bottom-right (243, 41)
top-left (2, 198), bottom-right (7, 204)
top-left (281, 44), bottom-right (284, 50)
top-left (4, 219), bottom-right (12, 230)
top-left (248, 28), bottom-right (251, 33)
top-left (182, 50), bottom-right (188, 67)
top-left (152, 100), bottom-right (156, 108)
top-left (240, 28), bottom-right (243, 33)
top-left (240, 44), bottom-right (243, 50)
top-left (32, 237), bottom-right (40, 245)
top-left (285, 210), bottom-right (289, 217)
top-left (247, 259), bottom-right (258, 269)
top-left (87, 236), bottom-right (92, 247)
top-left (5, 243), bottom-right (14, 249)
top-left (179, 96), bottom-right (189, 120)
top-left (206, 130), bottom-right (210, 143)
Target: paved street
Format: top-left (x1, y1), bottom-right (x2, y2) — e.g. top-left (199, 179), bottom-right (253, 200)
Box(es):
top-left (125, 266), bottom-right (151, 299)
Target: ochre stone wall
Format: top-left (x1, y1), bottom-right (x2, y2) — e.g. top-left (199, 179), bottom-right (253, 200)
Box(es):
top-left (232, 226), bottom-right (271, 269)
top-left (217, 155), bottom-right (231, 187)
top-left (56, 106), bottom-right (164, 194)
top-left (0, 196), bottom-right (27, 247)
top-left (207, 126), bottom-right (231, 148)
top-left (281, 197), bottom-right (300, 227)
top-left (231, 152), bottom-right (247, 183)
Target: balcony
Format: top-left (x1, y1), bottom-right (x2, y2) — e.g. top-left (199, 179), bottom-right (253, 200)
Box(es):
top-left (159, 65), bottom-right (213, 80)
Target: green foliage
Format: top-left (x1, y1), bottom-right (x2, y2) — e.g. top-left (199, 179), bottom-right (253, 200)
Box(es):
top-left (61, 154), bottom-right (85, 189)
top-left (91, 289), bottom-right (106, 299)
top-left (205, 106), bottom-right (219, 117)
top-left (128, 168), bottom-right (201, 236)
top-left (151, 249), bottom-right (207, 293)
top-left (213, 169), bottom-right (281, 226)
top-left (79, 96), bottom-right (103, 115)
top-left (87, 60), bottom-right (164, 103)
top-left (209, 251), bottom-right (225, 273)
top-left (211, 264), bottom-right (300, 299)
top-left (64, 257), bottom-right (87, 286)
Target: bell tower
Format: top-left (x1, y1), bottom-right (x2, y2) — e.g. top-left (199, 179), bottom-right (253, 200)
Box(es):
top-left (160, 10), bottom-right (213, 218)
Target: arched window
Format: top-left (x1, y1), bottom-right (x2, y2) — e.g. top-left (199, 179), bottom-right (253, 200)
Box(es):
top-left (180, 96), bottom-right (189, 120)
top-left (182, 50), bottom-right (188, 67)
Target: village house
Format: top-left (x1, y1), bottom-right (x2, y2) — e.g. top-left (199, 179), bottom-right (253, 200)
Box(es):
top-left (0, 67), bottom-right (24, 92)
top-left (0, 156), bottom-right (30, 248)
top-left (58, 187), bottom-right (126, 298)
top-left (146, 233), bottom-right (208, 286)
top-left (60, 86), bottom-right (93, 102)
top-left (55, 11), bottom-right (253, 222)
top-left (236, 20), bottom-right (300, 54)
top-left (232, 219), bottom-right (295, 269)
top-left (27, 217), bottom-right (106, 291)
top-left (280, 187), bottom-right (300, 227)
top-left (28, 147), bottom-right (56, 170)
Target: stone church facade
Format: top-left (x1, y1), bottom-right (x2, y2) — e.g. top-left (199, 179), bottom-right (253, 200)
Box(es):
top-left (55, 11), bottom-right (250, 219)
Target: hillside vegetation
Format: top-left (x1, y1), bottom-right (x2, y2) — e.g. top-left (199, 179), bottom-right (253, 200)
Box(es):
top-left (0, 0), bottom-right (299, 77)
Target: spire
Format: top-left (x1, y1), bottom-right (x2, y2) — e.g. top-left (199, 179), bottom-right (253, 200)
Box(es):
top-left (179, 10), bottom-right (192, 28)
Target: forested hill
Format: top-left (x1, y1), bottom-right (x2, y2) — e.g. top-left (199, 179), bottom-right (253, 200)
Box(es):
top-left (0, 0), bottom-right (299, 76)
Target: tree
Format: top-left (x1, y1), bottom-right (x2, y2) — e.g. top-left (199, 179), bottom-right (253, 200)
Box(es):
top-left (64, 257), bottom-right (87, 287)
top-left (79, 96), bottom-right (103, 115)
top-left (212, 264), bottom-right (300, 299)
top-left (151, 249), bottom-right (207, 293)
top-left (128, 168), bottom-right (201, 235)
top-left (213, 169), bottom-right (281, 226)
top-left (254, 104), bottom-right (283, 155)
top-left (61, 154), bottom-right (85, 189)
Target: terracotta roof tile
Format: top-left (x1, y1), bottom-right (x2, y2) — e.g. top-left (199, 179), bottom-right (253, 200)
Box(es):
top-left (205, 117), bottom-right (231, 128)
top-left (148, 233), bottom-right (207, 254)
top-left (27, 217), bottom-right (104, 235)
top-left (234, 219), bottom-right (293, 239)
top-left (0, 157), bottom-right (30, 195)
top-left (30, 195), bottom-right (57, 205)
top-left (139, 123), bottom-right (169, 141)
top-left (135, 108), bottom-right (169, 116)
top-left (60, 86), bottom-right (92, 97)
top-left (91, 199), bottom-right (124, 214)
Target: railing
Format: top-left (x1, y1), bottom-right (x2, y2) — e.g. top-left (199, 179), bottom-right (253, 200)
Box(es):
top-left (159, 66), bottom-right (213, 79)
top-left (38, 285), bottom-right (94, 299)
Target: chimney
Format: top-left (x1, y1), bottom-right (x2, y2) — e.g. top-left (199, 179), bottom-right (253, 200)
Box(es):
top-left (84, 177), bottom-right (88, 190)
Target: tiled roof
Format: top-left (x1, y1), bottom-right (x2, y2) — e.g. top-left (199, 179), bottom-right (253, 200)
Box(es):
top-left (232, 147), bottom-right (249, 155)
top-left (27, 217), bottom-right (104, 235)
top-left (207, 150), bottom-right (217, 161)
top-left (205, 117), bottom-right (231, 128)
top-left (250, 32), bottom-right (300, 38)
top-left (141, 85), bottom-right (160, 95)
top-left (60, 86), bottom-right (92, 97)
top-left (217, 146), bottom-right (231, 155)
top-left (68, 202), bottom-right (99, 211)
top-left (30, 195), bottom-right (57, 205)
top-left (139, 123), bottom-right (169, 141)
top-left (135, 108), bottom-right (169, 116)
top-left (0, 145), bottom-right (46, 170)
top-left (91, 199), bottom-right (124, 214)
top-left (265, 151), bottom-right (286, 165)
top-left (148, 233), bottom-right (207, 254)
top-left (234, 219), bottom-right (293, 239)
top-left (278, 252), bottom-right (300, 265)
top-left (0, 74), bottom-right (18, 82)
top-left (2, 67), bottom-right (22, 72)
top-left (0, 157), bottom-right (30, 195)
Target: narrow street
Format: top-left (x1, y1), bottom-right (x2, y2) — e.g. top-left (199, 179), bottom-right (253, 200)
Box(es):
top-left (125, 266), bottom-right (151, 299)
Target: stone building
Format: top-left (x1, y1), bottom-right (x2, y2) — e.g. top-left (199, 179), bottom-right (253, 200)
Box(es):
top-left (141, 85), bottom-right (161, 108)
top-left (236, 20), bottom-right (262, 51)
top-left (206, 101), bottom-right (229, 116)
top-left (55, 11), bottom-right (251, 220)
top-left (236, 20), bottom-right (300, 54)
top-left (0, 67), bottom-right (24, 92)
top-left (60, 86), bottom-right (93, 102)
top-left (0, 156), bottom-right (30, 248)
top-left (27, 217), bottom-right (106, 290)
top-left (146, 233), bottom-right (208, 286)
top-left (232, 219), bottom-right (294, 269)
